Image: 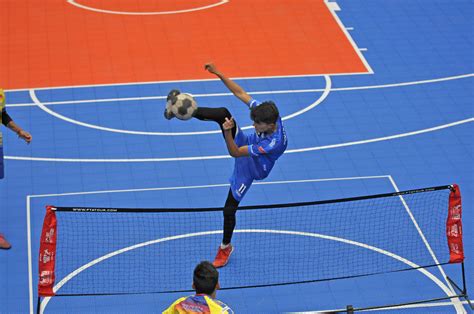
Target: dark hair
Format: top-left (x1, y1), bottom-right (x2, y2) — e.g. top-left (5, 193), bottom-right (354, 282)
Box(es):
top-left (193, 261), bottom-right (219, 295)
top-left (250, 101), bottom-right (279, 124)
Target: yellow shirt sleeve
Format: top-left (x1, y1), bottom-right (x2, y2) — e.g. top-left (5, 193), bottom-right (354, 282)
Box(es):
top-left (162, 297), bottom-right (186, 314)
top-left (204, 295), bottom-right (233, 314)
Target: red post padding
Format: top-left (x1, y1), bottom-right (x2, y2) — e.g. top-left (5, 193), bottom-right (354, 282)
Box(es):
top-left (38, 206), bottom-right (57, 297)
top-left (447, 185), bottom-right (464, 263)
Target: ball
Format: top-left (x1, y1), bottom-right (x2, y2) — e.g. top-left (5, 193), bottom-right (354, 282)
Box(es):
top-left (167, 92), bottom-right (198, 120)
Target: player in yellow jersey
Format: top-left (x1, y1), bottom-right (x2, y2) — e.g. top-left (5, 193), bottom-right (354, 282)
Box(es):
top-left (163, 261), bottom-right (233, 314)
top-left (0, 88), bottom-right (32, 249)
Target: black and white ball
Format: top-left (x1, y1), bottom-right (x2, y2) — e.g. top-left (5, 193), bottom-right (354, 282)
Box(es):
top-left (167, 93), bottom-right (198, 120)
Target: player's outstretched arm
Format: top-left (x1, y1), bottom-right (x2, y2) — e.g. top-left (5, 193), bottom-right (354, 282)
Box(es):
top-left (204, 62), bottom-right (251, 105)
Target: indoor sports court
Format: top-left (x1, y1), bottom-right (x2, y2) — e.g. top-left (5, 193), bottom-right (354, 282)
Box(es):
top-left (0, 0), bottom-right (473, 313)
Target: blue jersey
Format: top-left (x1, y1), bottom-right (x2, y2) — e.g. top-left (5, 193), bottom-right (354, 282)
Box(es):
top-left (229, 99), bottom-right (288, 201)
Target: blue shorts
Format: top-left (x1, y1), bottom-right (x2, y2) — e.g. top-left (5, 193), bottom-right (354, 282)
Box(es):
top-left (0, 146), bottom-right (4, 179)
top-left (229, 127), bottom-right (253, 202)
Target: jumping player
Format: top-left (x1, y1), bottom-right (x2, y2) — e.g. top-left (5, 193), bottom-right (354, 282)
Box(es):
top-left (164, 63), bottom-right (287, 267)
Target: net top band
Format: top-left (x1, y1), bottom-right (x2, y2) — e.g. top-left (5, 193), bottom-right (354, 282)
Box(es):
top-left (49, 185), bottom-right (453, 213)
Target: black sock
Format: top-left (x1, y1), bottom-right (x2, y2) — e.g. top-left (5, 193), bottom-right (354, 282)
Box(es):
top-left (222, 189), bottom-right (239, 245)
top-left (194, 107), bottom-right (237, 138)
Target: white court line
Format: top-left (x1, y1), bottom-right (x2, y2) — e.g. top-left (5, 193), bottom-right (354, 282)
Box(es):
top-left (67, 0), bottom-right (229, 15)
top-left (6, 1), bottom-right (373, 93)
top-left (5, 0), bottom-right (373, 93)
top-left (326, 2), bottom-right (341, 11)
top-left (387, 176), bottom-right (464, 313)
top-left (39, 229), bottom-right (454, 314)
top-left (7, 117), bottom-right (474, 163)
top-left (286, 117), bottom-right (474, 154)
top-left (282, 75), bottom-right (331, 120)
top-left (27, 76), bottom-right (331, 136)
top-left (27, 175), bottom-right (457, 313)
top-left (325, 0), bottom-right (373, 74)
top-left (7, 71), bottom-right (372, 93)
top-left (6, 73), bottom-right (472, 108)
top-left (28, 176), bottom-right (390, 313)
top-left (26, 196), bottom-right (33, 314)
top-left (26, 176), bottom-right (390, 198)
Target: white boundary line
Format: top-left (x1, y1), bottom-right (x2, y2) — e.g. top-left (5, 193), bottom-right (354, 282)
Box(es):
top-left (7, 117), bottom-right (474, 163)
top-left (325, 0), bottom-right (374, 74)
top-left (282, 76), bottom-right (331, 120)
top-left (7, 71), bottom-right (372, 93)
top-left (331, 73), bottom-right (473, 91)
top-left (6, 73), bottom-right (473, 108)
top-left (29, 176), bottom-right (390, 313)
top-left (286, 118), bottom-right (474, 154)
top-left (387, 176), bottom-right (464, 313)
top-left (67, 0), bottom-right (229, 15)
top-left (27, 175), bottom-right (458, 313)
top-left (27, 76), bottom-right (331, 136)
top-left (26, 196), bottom-right (33, 314)
top-left (27, 176), bottom-right (389, 199)
top-left (39, 229), bottom-right (453, 314)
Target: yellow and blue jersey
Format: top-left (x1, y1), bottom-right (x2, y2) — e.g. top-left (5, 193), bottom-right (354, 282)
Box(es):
top-left (163, 294), bottom-right (233, 314)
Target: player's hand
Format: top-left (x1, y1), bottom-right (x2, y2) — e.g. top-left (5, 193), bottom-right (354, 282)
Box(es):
top-left (18, 130), bottom-right (32, 143)
top-left (223, 117), bottom-right (235, 131)
top-left (204, 62), bottom-right (219, 75)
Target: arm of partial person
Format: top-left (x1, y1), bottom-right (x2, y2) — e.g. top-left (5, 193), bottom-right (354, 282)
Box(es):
top-left (3, 110), bottom-right (32, 143)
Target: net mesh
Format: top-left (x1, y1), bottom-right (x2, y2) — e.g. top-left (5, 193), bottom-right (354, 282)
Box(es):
top-left (40, 187), bottom-right (454, 296)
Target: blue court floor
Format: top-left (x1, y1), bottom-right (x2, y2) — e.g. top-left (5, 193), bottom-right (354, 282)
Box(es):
top-left (1, 1), bottom-right (473, 313)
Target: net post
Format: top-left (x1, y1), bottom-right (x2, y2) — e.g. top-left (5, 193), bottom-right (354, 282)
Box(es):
top-left (462, 262), bottom-right (468, 296)
top-left (36, 297), bottom-right (41, 314)
top-left (447, 184), bottom-right (464, 263)
top-left (346, 305), bottom-right (354, 313)
top-left (447, 262), bottom-right (473, 310)
top-left (38, 206), bottom-right (58, 297)
top-left (463, 262), bottom-right (474, 310)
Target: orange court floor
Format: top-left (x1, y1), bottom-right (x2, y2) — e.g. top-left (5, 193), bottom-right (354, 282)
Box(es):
top-left (0, 0), bottom-right (369, 90)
